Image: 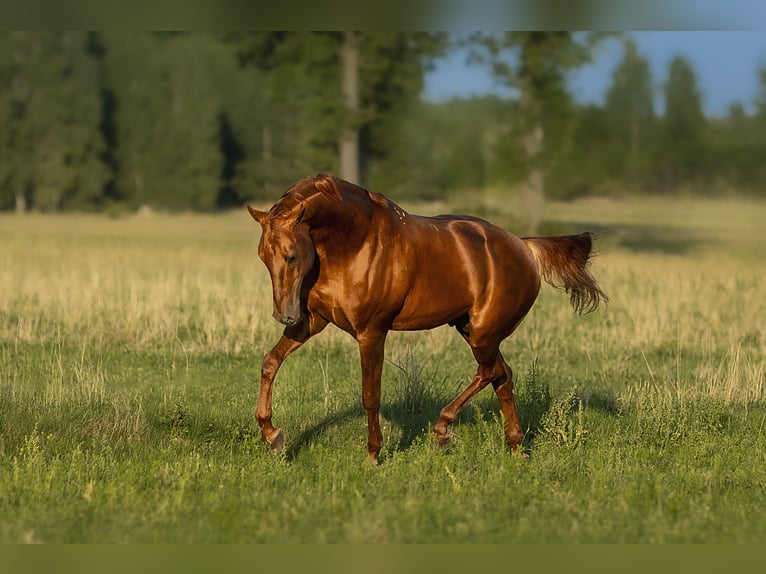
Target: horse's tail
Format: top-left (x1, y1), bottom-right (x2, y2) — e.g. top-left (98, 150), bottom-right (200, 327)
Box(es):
top-left (522, 232), bottom-right (608, 315)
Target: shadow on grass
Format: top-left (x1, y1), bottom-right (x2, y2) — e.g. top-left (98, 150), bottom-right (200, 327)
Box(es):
top-left (159, 383), bottom-right (622, 463)
top-left (613, 224), bottom-right (709, 255)
top-left (283, 397), bottom-right (446, 462)
top-left (538, 220), bottom-right (711, 256)
top-left (579, 389), bottom-right (621, 414)
top-left (381, 396), bottom-right (445, 454)
top-left (284, 405), bottom-right (361, 461)
top-left (157, 363), bottom-right (621, 462)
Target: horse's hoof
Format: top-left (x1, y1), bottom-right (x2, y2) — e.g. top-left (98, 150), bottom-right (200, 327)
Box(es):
top-left (265, 428), bottom-right (284, 453)
top-left (510, 446), bottom-right (530, 460)
top-left (435, 432), bottom-right (452, 450)
top-left (365, 454), bottom-right (379, 467)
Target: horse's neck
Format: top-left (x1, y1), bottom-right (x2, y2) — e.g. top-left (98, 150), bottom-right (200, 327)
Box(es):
top-left (308, 190), bottom-right (373, 258)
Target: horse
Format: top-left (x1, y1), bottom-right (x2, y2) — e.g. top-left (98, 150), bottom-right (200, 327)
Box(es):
top-left (247, 173), bottom-right (607, 464)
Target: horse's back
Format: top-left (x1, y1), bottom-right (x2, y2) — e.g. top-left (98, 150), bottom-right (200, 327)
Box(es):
top-left (413, 213), bottom-right (534, 270)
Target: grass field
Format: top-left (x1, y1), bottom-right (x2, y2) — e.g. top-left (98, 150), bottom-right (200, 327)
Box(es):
top-left (1, 194), bottom-right (765, 543)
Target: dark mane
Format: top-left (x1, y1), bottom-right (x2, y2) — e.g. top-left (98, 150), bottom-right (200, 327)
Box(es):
top-left (268, 174), bottom-right (346, 219)
top-left (268, 177), bottom-right (316, 219)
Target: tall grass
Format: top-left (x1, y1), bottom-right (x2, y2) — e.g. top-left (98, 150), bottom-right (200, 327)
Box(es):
top-left (1, 198), bottom-right (765, 542)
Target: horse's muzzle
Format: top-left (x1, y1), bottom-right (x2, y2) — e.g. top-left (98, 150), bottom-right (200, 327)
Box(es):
top-left (272, 310), bottom-right (299, 326)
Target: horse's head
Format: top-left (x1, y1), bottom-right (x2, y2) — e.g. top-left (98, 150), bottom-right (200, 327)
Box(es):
top-left (248, 174), bottom-right (342, 326)
top-left (247, 205), bottom-right (315, 326)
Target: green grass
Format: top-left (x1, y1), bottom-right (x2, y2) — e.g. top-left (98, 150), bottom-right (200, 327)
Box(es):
top-left (1, 197), bottom-right (765, 543)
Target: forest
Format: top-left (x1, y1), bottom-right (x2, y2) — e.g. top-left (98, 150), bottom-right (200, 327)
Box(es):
top-left (2, 31), bottom-right (766, 214)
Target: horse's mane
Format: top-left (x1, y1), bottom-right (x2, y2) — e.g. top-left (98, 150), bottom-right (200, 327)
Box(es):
top-left (269, 174), bottom-right (384, 220)
top-left (269, 174), bottom-right (345, 219)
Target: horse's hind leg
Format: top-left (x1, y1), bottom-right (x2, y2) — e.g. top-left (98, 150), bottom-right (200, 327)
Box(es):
top-left (433, 344), bottom-right (502, 449)
top-left (434, 344), bottom-right (524, 454)
top-left (433, 368), bottom-right (490, 448)
top-left (492, 353), bottom-right (524, 454)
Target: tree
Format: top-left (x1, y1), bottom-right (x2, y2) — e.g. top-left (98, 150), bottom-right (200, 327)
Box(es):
top-left (478, 32), bottom-right (606, 231)
top-left (658, 56), bottom-right (705, 190)
top-left (755, 67), bottom-right (766, 120)
top-left (0, 32), bottom-right (109, 212)
top-left (339, 32), bottom-right (361, 184)
top-left (232, 32), bottom-right (346, 196)
top-left (603, 39), bottom-right (656, 189)
top-left (357, 32), bottom-right (448, 197)
top-left (102, 33), bottom-right (234, 210)
top-left (234, 32), bottom-right (446, 196)
top-left (740, 67), bottom-right (766, 191)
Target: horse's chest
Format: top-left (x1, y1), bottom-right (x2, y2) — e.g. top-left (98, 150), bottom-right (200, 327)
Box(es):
top-left (306, 280), bottom-right (356, 332)
top-left (307, 271), bottom-right (394, 334)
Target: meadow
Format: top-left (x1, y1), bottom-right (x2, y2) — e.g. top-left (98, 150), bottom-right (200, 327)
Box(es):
top-left (1, 193), bottom-right (765, 543)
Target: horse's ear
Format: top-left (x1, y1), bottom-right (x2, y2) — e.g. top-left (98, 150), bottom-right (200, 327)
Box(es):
top-left (291, 204), bottom-right (306, 229)
top-left (313, 173), bottom-right (341, 200)
top-left (247, 205), bottom-right (267, 225)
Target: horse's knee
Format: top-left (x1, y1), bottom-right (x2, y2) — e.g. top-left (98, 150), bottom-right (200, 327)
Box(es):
top-left (260, 353), bottom-right (280, 380)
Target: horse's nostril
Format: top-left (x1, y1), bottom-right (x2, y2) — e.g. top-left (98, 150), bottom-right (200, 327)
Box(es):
top-left (272, 310), bottom-right (298, 326)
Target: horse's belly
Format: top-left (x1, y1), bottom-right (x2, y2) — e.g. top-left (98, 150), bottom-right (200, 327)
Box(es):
top-left (391, 309), bottom-right (463, 331)
top-left (390, 276), bottom-right (472, 331)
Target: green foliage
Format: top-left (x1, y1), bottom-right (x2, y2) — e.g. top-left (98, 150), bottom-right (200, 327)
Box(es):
top-left (603, 39), bottom-right (657, 188)
top-left (102, 33), bottom-right (233, 210)
top-left (657, 56), bottom-right (706, 189)
top-left (538, 386), bottom-right (588, 448)
top-left (4, 31), bottom-right (766, 213)
top-left (234, 32), bottom-right (448, 199)
top-left (0, 32), bottom-right (109, 212)
top-left (423, 96), bottom-right (516, 193)
top-left (477, 33), bottom-right (607, 190)
top-left (358, 32), bottom-right (448, 197)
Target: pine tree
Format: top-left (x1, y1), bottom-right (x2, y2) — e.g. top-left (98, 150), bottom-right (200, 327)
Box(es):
top-left (659, 56), bottom-right (705, 191)
top-left (603, 39), bottom-right (656, 189)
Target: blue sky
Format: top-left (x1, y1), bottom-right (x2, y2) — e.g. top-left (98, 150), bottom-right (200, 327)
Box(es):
top-left (423, 32), bottom-right (766, 117)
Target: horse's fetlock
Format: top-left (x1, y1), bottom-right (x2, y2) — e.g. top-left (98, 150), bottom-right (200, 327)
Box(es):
top-left (255, 407), bottom-right (272, 426)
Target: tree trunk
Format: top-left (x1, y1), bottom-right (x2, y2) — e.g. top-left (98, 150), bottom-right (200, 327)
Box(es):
top-left (338, 31), bottom-right (360, 184)
top-left (517, 45), bottom-right (545, 234)
top-left (521, 122), bottom-right (544, 234)
top-left (15, 190), bottom-right (26, 214)
top-left (262, 123), bottom-right (272, 195)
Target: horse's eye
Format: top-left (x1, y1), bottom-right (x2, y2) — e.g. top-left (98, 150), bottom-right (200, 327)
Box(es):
top-left (285, 254), bottom-right (297, 265)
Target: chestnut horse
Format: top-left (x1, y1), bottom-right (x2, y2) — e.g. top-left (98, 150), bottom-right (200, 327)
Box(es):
top-left (247, 174), bottom-right (607, 464)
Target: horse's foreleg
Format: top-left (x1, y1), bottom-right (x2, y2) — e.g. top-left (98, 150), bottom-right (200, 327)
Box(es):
top-left (256, 335), bottom-right (301, 452)
top-left (257, 318), bottom-right (326, 453)
top-left (358, 332), bottom-right (387, 465)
